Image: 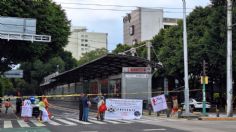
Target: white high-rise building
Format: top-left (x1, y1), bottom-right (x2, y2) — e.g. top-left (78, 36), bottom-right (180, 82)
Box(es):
top-left (65, 26), bottom-right (108, 60)
top-left (123, 7), bottom-right (179, 45)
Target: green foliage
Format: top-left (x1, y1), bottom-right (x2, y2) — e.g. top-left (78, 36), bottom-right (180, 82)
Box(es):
top-left (150, 0), bottom-right (236, 88)
top-left (0, 77), bottom-right (13, 96)
top-left (78, 48), bottom-right (107, 65)
top-left (20, 49), bottom-right (79, 95)
top-left (59, 51), bottom-right (78, 71)
top-left (0, 0), bottom-right (70, 72)
top-left (112, 44), bottom-right (132, 54)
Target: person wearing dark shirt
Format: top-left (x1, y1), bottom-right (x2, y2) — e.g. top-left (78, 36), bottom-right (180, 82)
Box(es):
top-left (79, 93), bottom-right (84, 121)
top-left (82, 94), bottom-right (91, 122)
top-left (16, 97), bottom-right (22, 117)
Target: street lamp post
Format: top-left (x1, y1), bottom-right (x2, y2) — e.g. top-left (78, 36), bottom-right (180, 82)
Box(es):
top-left (227, 0), bottom-right (233, 117)
top-left (182, 0), bottom-right (190, 115)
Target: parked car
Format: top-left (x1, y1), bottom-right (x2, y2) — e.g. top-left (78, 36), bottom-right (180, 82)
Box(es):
top-left (181, 98), bottom-right (211, 111)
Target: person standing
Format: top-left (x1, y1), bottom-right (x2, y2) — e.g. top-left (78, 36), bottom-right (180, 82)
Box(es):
top-left (42, 95), bottom-right (54, 119)
top-left (4, 99), bottom-right (12, 114)
top-left (38, 97), bottom-right (45, 122)
top-left (16, 97), bottom-right (22, 117)
top-left (97, 96), bottom-right (106, 120)
top-left (21, 98), bottom-right (32, 122)
top-left (79, 93), bottom-right (84, 121)
top-left (82, 94), bottom-right (91, 122)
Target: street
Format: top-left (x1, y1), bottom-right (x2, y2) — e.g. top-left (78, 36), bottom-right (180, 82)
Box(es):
top-left (1, 103), bottom-right (236, 132)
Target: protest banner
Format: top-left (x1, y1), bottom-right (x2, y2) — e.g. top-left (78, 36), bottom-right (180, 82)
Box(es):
top-left (21, 99), bottom-right (32, 117)
top-left (151, 94), bottom-right (167, 112)
top-left (21, 105), bottom-right (32, 117)
top-left (105, 99), bottom-right (143, 120)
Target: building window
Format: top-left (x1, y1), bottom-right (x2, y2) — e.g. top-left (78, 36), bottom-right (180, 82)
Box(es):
top-left (85, 35), bottom-right (88, 38)
top-left (81, 44), bottom-right (84, 46)
top-left (85, 44), bottom-right (88, 47)
top-left (81, 35), bottom-right (84, 37)
top-left (81, 39), bottom-right (84, 42)
top-left (129, 25), bottom-right (134, 35)
top-left (85, 39), bottom-right (88, 42)
top-left (81, 48), bottom-right (84, 51)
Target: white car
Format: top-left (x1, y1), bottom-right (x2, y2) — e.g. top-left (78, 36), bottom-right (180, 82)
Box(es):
top-left (181, 98), bottom-right (211, 111)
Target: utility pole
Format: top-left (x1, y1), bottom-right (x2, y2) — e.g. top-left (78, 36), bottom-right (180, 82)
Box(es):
top-left (227, 0), bottom-right (233, 117)
top-left (182, 0), bottom-right (190, 115)
top-left (202, 60), bottom-right (207, 115)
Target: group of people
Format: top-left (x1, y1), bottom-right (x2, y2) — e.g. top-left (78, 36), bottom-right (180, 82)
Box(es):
top-left (79, 93), bottom-right (106, 122)
top-left (15, 95), bottom-right (53, 122)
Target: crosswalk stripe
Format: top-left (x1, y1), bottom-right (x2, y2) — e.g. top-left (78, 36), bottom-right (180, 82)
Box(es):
top-left (4, 121), bottom-right (13, 128)
top-left (133, 119), bottom-right (152, 123)
top-left (48, 120), bottom-right (61, 126)
top-left (89, 118), bottom-right (121, 124)
top-left (143, 129), bottom-right (166, 131)
top-left (116, 120), bottom-right (133, 124)
top-left (30, 120), bottom-right (46, 127)
top-left (17, 120), bottom-right (30, 127)
top-left (66, 118), bottom-right (92, 125)
top-left (54, 118), bottom-right (77, 126)
top-left (88, 118), bottom-right (107, 124)
top-left (103, 120), bottom-right (121, 124)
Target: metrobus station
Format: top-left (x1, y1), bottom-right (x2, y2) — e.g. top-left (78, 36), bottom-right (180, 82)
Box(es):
top-left (40, 54), bottom-right (161, 107)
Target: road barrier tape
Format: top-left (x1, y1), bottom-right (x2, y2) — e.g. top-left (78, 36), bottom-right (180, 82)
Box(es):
top-left (0, 88), bottom-right (202, 99)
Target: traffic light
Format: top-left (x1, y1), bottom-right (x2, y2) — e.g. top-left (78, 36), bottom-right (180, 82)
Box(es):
top-left (203, 60), bottom-right (208, 76)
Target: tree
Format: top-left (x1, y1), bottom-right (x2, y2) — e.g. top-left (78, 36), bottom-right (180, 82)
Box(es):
top-left (78, 48), bottom-right (107, 65)
top-left (0, 77), bottom-right (13, 96)
top-left (150, 1), bottom-right (236, 103)
top-left (112, 44), bottom-right (132, 54)
top-left (59, 51), bottom-right (78, 71)
top-left (0, 0), bottom-right (70, 72)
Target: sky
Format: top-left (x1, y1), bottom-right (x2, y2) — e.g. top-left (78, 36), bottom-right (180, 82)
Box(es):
top-left (54, 0), bottom-right (211, 51)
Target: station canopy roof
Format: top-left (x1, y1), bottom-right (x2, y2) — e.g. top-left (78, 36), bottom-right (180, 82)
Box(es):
top-left (42, 54), bottom-right (161, 87)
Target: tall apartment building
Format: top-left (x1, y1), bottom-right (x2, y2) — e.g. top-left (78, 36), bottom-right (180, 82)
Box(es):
top-left (64, 26), bottom-right (108, 60)
top-left (123, 7), bottom-right (179, 45)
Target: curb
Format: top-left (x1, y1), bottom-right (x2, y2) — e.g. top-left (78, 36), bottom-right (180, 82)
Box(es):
top-left (199, 117), bottom-right (236, 121)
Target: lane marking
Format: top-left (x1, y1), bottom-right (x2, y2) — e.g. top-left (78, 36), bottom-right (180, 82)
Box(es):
top-left (17, 120), bottom-right (30, 127)
top-left (4, 121), bottom-right (13, 128)
top-left (31, 120), bottom-right (46, 127)
top-left (54, 118), bottom-right (77, 126)
top-left (66, 118), bottom-right (92, 125)
top-left (47, 120), bottom-right (61, 126)
top-left (143, 129), bottom-right (166, 131)
top-left (88, 118), bottom-right (106, 124)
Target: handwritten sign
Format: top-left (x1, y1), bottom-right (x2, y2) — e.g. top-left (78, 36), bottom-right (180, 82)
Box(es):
top-left (151, 94), bottom-right (167, 112)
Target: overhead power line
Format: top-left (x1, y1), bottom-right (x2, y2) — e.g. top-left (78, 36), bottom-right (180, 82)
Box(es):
top-left (62, 7), bottom-right (191, 13)
top-left (58, 2), bottom-right (194, 10)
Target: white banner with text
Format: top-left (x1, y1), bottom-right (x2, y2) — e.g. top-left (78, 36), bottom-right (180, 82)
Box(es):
top-left (151, 94), bottom-right (168, 112)
top-left (105, 99), bottom-right (143, 120)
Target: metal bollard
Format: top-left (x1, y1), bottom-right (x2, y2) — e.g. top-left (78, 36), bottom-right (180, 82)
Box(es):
top-left (166, 109), bottom-right (170, 118)
top-left (177, 108), bottom-right (182, 118)
top-left (148, 104), bottom-right (152, 115)
top-left (216, 105), bottom-right (220, 117)
top-left (157, 112), bottom-right (160, 116)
